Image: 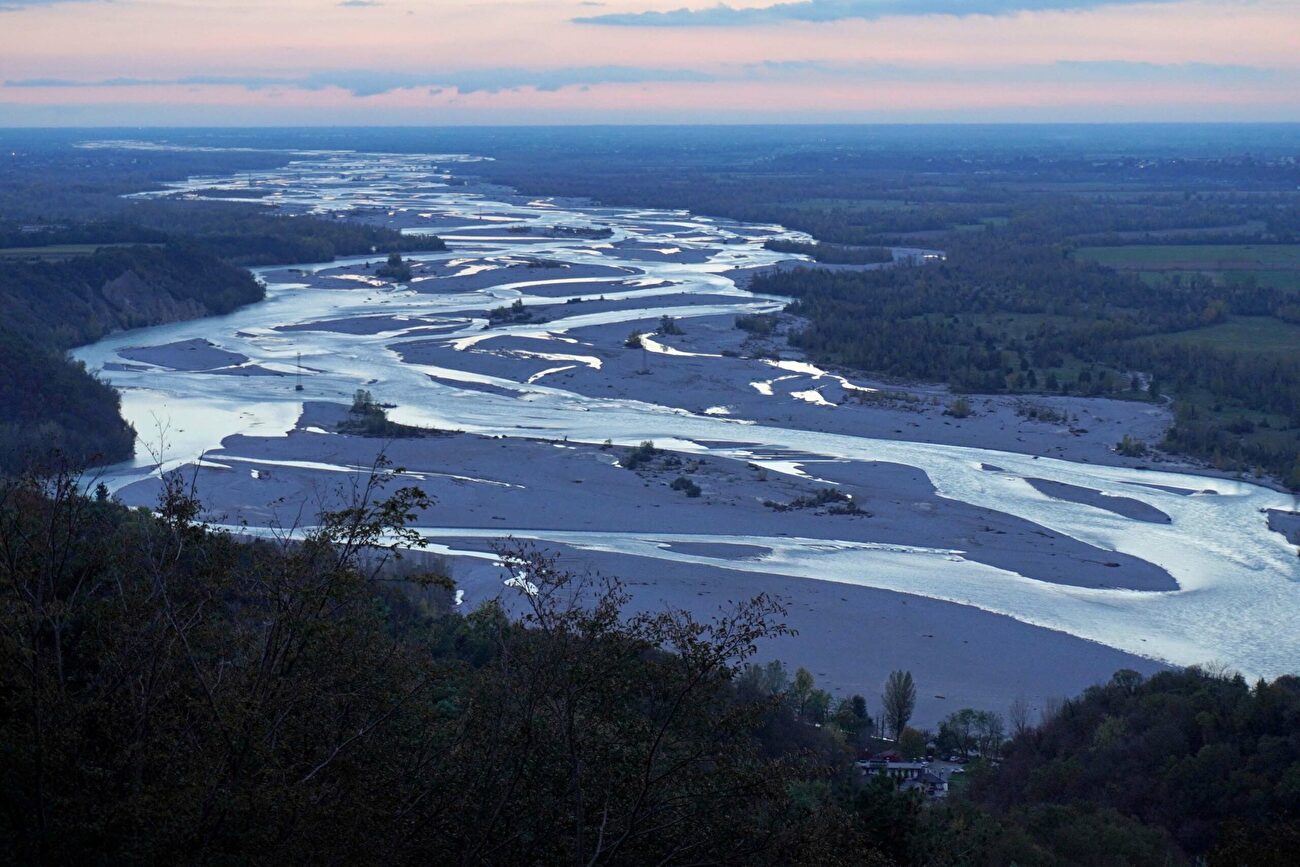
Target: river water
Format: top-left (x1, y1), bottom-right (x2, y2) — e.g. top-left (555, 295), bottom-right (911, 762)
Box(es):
top-left (73, 146), bottom-right (1300, 679)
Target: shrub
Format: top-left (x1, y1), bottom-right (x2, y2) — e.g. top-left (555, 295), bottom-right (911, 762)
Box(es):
top-left (375, 251), bottom-right (413, 282)
top-left (1116, 435), bottom-right (1149, 457)
top-left (621, 440), bottom-right (659, 470)
top-left (670, 476), bottom-right (702, 497)
top-left (945, 397), bottom-right (973, 419)
top-left (659, 315), bottom-right (684, 335)
top-left (735, 314), bottom-right (776, 336)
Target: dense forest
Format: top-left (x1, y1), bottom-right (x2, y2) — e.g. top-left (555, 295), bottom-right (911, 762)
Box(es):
top-left (1, 463), bottom-right (1295, 865)
top-left (121, 201), bottom-right (444, 266)
top-left (0, 244), bottom-right (262, 346)
top-left (0, 333), bottom-right (134, 474)
top-left (974, 667), bottom-right (1300, 863)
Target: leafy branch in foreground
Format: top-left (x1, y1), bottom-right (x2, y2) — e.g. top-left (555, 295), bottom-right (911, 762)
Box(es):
top-left (0, 460), bottom-right (857, 865)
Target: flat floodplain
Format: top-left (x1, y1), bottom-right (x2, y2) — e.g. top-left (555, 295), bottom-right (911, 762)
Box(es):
top-left (71, 144), bottom-right (1300, 725)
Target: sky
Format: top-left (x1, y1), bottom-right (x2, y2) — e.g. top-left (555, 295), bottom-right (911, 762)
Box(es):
top-left (0, 0), bottom-right (1297, 125)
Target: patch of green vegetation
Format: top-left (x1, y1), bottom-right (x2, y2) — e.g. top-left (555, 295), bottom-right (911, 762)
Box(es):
top-left (658, 314), bottom-right (684, 335)
top-left (954, 218), bottom-right (1008, 233)
top-left (764, 487), bottom-right (864, 515)
top-left (945, 397), bottom-right (974, 418)
top-left (1242, 270), bottom-right (1300, 291)
top-left (488, 298), bottom-right (536, 324)
top-left (1139, 269), bottom-right (1300, 293)
top-left (0, 242), bottom-right (161, 260)
top-left (1116, 435), bottom-right (1149, 457)
top-left (735, 313), bottom-right (777, 336)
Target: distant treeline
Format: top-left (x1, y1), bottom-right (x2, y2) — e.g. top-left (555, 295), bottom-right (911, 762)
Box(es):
top-left (0, 220), bottom-right (169, 249)
top-left (2, 204), bottom-right (445, 268)
top-left (478, 141), bottom-right (1300, 248)
top-left (764, 239), bottom-right (893, 265)
top-left (0, 140), bottom-right (292, 221)
top-left (125, 201), bottom-right (445, 265)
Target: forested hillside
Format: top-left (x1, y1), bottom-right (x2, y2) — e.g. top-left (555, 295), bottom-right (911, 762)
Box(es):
top-left (0, 244), bottom-right (263, 470)
top-left (0, 332), bottom-right (134, 473)
top-left (0, 244), bottom-right (262, 345)
top-left (972, 667), bottom-right (1300, 865)
top-left (1, 463), bottom-right (1295, 866)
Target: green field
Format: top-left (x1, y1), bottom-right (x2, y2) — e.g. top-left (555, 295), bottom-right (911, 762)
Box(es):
top-left (1078, 244), bottom-right (1300, 271)
top-left (1141, 316), bottom-right (1300, 356)
top-left (0, 242), bottom-right (158, 261)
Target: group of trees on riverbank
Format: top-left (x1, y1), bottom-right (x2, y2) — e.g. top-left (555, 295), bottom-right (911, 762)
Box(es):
top-left (763, 239), bottom-right (893, 265)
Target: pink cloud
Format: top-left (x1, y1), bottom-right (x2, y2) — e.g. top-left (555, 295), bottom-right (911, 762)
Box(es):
top-left (0, 0), bottom-right (1296, 122)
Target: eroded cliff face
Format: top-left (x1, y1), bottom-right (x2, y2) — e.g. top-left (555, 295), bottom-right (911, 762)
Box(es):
top-left (0, 245), bottom-right (265, 472)
top-left (100, 269), bottom-right (208, 329)
top-left (0, 245), bottom-right (264, 347)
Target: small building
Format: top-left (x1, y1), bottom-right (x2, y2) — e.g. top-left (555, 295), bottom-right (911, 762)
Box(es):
top-left (856, 760), bottom-right (949, 800)
top-left (900, 770), bottom-right (948, 799)
top-left (856, 759), bottom-right (926, 782)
